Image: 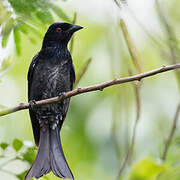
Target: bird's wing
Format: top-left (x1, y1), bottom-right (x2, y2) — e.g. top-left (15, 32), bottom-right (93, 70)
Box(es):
top-left (28, 53), bottom-right (39, 94)
top-left (28, 53), bottom-right (40, 146)
top-left (70, 62), bottom-right (75, 89)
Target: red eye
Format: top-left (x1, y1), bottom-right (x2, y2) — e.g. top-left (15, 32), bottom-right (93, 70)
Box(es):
top-left (56, 28), bottom-right (62, 32)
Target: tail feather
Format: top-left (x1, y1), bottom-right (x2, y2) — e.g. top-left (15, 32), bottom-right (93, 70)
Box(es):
top-left (50, 127), bottom-right (74, 180)
top-left (25, 125), bottom-right (74, 180)
top-left (25, 128), bottom-right (51, 180)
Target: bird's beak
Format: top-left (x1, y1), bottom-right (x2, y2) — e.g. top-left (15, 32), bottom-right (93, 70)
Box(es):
top-left (69, 25), bottom-right (83, 34)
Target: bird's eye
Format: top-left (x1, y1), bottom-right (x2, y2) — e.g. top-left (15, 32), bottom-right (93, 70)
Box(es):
top-left (56, 28), bottom-right (62, 33)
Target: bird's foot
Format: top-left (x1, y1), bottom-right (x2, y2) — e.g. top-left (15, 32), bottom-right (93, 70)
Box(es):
top-left (29, 100), bottom-right (36, 110)
top-left (59, 92), bottom-right (66, 100)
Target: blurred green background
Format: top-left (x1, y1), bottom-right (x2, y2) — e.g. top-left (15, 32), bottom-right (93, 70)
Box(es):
top-left (0, 0), bottom-right (180, 179)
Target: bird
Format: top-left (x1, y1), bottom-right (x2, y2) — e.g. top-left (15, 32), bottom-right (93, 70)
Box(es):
top-left (25, 22), bottom-right (83, 180)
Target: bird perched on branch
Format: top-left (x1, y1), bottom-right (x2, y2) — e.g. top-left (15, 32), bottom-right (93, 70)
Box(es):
top-left (26, 22), bottom-right (83, 180)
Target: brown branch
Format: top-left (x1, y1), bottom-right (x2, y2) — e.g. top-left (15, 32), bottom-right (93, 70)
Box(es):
top-left (161, 102), bottom-right (180, 161)
top-left (0, 63), bottom-right (180, 117)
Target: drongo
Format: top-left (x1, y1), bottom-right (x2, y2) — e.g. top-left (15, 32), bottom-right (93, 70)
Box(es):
top-left (26, 22), bottom-right (83, 180)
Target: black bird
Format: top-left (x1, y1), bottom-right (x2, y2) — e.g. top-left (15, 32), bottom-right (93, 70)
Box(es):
top-left (26, 22), bottom-right (83, 180)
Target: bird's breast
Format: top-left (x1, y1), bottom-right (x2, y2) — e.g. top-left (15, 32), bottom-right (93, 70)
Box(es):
top-left (31, 60), bottom-right (71, 101)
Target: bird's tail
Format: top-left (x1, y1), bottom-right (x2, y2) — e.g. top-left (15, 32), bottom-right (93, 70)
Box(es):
top-left (25, 126), bottom-right (74, 180)
top-left (50, 127), bottom-right (74, 180)
top-left (25, 127), bottom-right (51, 180)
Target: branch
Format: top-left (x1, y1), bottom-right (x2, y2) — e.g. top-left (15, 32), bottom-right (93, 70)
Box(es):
top-left (113, 0), bottom-right (127, 8)
top-left (120, 19), bottom-right (142, 73)
top-left (161, 102), bottom-right (180, 161)
top-left (117, 70), bottom-right (141, 179)
top-left (116, 19), bottom-right (142, 178)
top-left (0, 63), bottom-right (180, 117)
top-left (117, 88), bottom-right (140, 179)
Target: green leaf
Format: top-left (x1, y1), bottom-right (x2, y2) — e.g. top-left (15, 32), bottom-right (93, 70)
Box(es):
top-left (13, 139), bottom-right (23, 152)
top-left (0, 58), bottom-right (12, 73)
top-left (36, 10), bottom-right (54, 24)
top-left (51, 5), bottom-right (71, 22)
top-left (1, 18), bottom-right (14, 36)
top-left (129, 157), bottom-right (167, 180)
top-left (1, 31), bottom-right (11, 48)
top-left (13, 27), bottom-right (21, 55)
top-left (43, 176), bottom-right (50, 180)
top-left (0, 142), bottom-right (8, 150)
top-left (1, 18), bottom-right (14, 48)
top-left (23, 147), bottom-right (36, 164)
top-left (157, 165), bottom-right (180, 180)
top-left (21, 22), bottom-right (43, 38)
top-left (18, 23), bottom-right (29, 35)
top-left (16, 170), bottom-right (28, 180)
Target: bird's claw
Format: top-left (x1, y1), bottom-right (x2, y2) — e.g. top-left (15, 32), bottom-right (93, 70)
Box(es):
top-left (29, 100), bottom-right (36, 110)
top-left (59, 92), bottom-right (66, 99)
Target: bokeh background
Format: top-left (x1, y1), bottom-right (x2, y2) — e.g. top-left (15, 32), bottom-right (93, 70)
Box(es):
top-left (0, 0), bottom-right (180, 179)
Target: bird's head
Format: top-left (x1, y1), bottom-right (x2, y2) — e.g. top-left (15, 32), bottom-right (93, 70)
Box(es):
top-left (42, 22), bottom-right (83, 49)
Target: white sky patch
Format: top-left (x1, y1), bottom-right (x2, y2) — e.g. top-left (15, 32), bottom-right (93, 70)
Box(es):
top-left (0, 0), bottom-right (162, 65)
top-left (86, 98), bottom-right (113, 143)
top-left (23, 140), bottom-right (34, 147)
top-left (65, 0), bottom-right (159, 29)
top-left (0, 76), bottom-right (20, 106)
top-left (62, 0), bottom-right (162, 47)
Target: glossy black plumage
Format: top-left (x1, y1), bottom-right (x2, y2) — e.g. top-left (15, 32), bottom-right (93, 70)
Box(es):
top-left (26, 22), bottom-right (83, 180)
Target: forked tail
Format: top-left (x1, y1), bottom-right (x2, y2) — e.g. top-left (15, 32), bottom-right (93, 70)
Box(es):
top-left (50, 127), bottom-right (74, 179)
top-left (25, 126), bottom-right (73, 180)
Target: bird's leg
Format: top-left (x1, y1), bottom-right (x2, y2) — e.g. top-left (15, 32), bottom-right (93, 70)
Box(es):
top-left (59, 92), bottom-right (66, 100)
top-left (29, 100), bottom-right (36, 110)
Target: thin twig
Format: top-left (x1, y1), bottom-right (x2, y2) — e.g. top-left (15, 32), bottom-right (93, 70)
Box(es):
top-left (0, 63), bottom-right (180, 117)
top-left (116, 69), bottom-right (141, 179)
top-left (116, 19), bottom-right (142, 179)
top-left (117, 87), bottom-right (140, 179)
top-left (155, 0), bottom-right (180, 90)
top-left (113, 0), bottom-right (121, 8)
top-left (111, 94), bottom-right (122, 160)
top-left (70, 12), bottom-right (77, 54)
top-left (155, 0), bottom-right (179, 64)
top-left (113, 0), bottom-right (127, 8)
top-left (74, 58), bottom-right (92, 88)
top-left (120, 19), bottom-right (142, 73)
top-left (113, 0), bottom-right (163, 46)
top-left (161, 102), bottom-right (180, 161)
